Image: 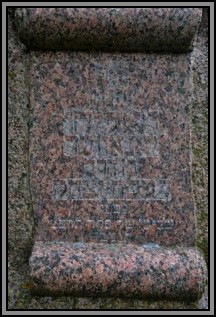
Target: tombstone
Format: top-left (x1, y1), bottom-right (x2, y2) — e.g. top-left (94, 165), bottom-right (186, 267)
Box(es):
top-left (14, 8), bottom-right (207, 300)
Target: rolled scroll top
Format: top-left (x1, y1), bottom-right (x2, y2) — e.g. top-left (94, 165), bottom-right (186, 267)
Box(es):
top-left (14, 8), bottom-right (202, 52)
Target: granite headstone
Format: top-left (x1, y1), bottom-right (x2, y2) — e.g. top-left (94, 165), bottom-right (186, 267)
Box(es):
top-left (14, 8), bottom-right (207, 300)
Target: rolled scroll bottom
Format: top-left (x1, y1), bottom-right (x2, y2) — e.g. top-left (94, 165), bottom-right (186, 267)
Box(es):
top-left (29, 242), bottom-right (207, 300)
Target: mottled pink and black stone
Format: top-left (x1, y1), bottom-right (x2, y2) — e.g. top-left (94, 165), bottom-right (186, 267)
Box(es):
top-left (14, 7), bottom-right (207, 299)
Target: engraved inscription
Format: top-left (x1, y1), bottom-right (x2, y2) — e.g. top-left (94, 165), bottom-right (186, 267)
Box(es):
top-left (52, 218), bottom-right (175, 232)
top-left (52, 177), bottom-right (172, 201)
top-left (63, 110), bottom-right (159, 158)
top-left (29, 55), bottom-right (196, 245)
top-left (51, 102), bottom-right (173, 240)
top-left (54, 107), bottom-right (172, 202)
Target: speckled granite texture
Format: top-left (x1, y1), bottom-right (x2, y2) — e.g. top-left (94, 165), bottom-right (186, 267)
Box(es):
top-left (25, 8), bottom-right (206, 299)
top-left (14, 8), bottom-right (202, 52)
top-left (8, 10), bottom-right (34, 268)
top-left (30, 52), bottom-right (196, 247)
top-left (8, 8), bottom-right (208, 309)
top-left (30, 242), bottom-right (207, 300)
top-left (191, 14), bottom-right (208, 265)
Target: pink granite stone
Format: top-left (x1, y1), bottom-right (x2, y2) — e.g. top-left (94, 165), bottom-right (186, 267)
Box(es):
top-left (29, 52), bottom-right (195, 247)
top-left (13, 8), bottom-right (207, 299)
top-left (14, 8), bottom-right (202, 52)
top-left (30, 242), bottom-right (207, 300)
